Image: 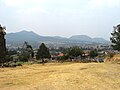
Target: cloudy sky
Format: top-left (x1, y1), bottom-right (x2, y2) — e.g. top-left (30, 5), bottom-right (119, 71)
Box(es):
top-left (0, 0), bottom-right (120, 40)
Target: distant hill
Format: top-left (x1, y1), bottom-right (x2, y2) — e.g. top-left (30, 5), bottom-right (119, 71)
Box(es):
top-left (69, 35), bottom-right (92, 41)
top-left (6, 30), bottom-right (110, 47)
top-left (6, 31), bottom-right (68, 47)
top-left (69, 35), bottom-right (108, 43)
top-left (6, 31), bottom-right (41, 47)
top-left (92, 38), bottom-right (108, 43)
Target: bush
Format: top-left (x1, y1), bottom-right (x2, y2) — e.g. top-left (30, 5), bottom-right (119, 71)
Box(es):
top-left (90, 49), bottom-right (98, 58)
top-left (15, 62), bottom-right (23, 66)
top-left (1, 62), bottom-right (22, 67)
top-left (18, 54), bottom-right (29, 62)
top-left (108, 53), bottom-right (115, 58)
top-left (9, 63), bottom-right (17, 67)
top-left (5, 55), bottom-right (13, 62)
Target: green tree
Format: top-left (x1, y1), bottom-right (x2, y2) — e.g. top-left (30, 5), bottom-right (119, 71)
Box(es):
top-left (68, 46), bottom-right (83, 58)
top-left (18, 42), bottom-right (34, 62)
top-left (36, 43), bottom-right (51, 63)
top-left (18, 52), bottom-right (29, 62)
top-left (110, 24), bottom-right (120, 51)
top-left (7, 50), bottom-right (17, 56)
top-left (89, 49), bottom-right (98, 58)
top-left (0, 25), bottom-right (6, 64)
top-left (26, 44), bottom-right (34, 58)
top-left (23, 42), bottom-right (34, 59)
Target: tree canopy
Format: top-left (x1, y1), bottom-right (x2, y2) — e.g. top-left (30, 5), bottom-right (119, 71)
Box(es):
top-left (36, 43), bottom-right (51, 62)
top-left (110, 24), bottom-right (120, 51)
top-left (68, 46), bottom-right (83, 58)
top-left (89, 49), bottom-right (98, 58)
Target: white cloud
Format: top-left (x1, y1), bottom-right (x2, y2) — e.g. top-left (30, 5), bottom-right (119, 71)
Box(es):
top-left (88, 0), bottom-right (104, 9)
top-left (1, 0), bottom-right (29, 8)
top-left (108, 0), bottom-right (120, 7)
top-left (88, 0), bottom-right (120, 9)
top-left (17, 7), bottom-right (48, 14)
top-left (1, 0), bottom-right (47, 8)
top-left (1, 0), bottom-right (48, 14)
top-left (77, 0), bottom-right (120, 16)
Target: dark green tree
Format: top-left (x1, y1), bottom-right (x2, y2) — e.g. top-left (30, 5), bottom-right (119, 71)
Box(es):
top-left (0, 25), bottom-right (6, 64)
top-left (18, 52), bottom-right (29, 62)
top-left (110, 24), bottom-right (120, 51)
top-left (36, 43), bottom-right (51, 63)
top-left (89, 49), bottom-right (98, 58)
top-left (7, 50), bottom-right (17, 56)
top-left (26, 44), bottom-right (34, 58)
top-left (18, 42), bottom-right (34, 62)
top-left (68, 46), bottom-right (83, 58)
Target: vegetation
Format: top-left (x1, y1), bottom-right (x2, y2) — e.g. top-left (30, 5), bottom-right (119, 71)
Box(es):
top-left (105, 54), bottom-right (120, 64)
top-left (36, 43), bottom-right (51, 63)
top-left (0, 63), bottom-right (119, 90)
top-left (17, 42), bottom-right (34, 62)
top-left (57, 55), bottom-right (69, 62)
top-left (110, 24), bottom-right (120, 51)
top-left (68, 46), bottom-right (83, 58)
top-left (108, 53), bottom-right (115, 58)
top-left (0, 25), bottom-right (6, 64)
top-left (89, 49), bottom-right (98, 58)
top-left (1, 24), bottom-right (119, 66)
top-left (1, 24), bottom-right (120, 90)
top-left (18, 52), bottom-right (29, 62)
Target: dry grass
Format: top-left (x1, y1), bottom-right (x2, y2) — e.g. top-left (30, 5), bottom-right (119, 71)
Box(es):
top-left (0, 62), bottom-right (120, 90)
top-left (105, 54), bottom-right (120, 64)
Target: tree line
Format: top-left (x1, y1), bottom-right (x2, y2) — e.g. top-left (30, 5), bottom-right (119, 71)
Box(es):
top-left (0, 23), bottom-right (120, 67)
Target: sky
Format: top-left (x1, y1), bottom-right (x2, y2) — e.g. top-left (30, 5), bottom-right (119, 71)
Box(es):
top-left (0, 0), bottom-right (120, 40)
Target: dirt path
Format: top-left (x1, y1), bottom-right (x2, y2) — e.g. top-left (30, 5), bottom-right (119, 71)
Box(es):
top-left (0, 63), bottom-right (120, 90)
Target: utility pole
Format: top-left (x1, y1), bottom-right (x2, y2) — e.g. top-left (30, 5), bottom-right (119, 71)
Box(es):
top-left (0, 24), bottom-right (6, 63)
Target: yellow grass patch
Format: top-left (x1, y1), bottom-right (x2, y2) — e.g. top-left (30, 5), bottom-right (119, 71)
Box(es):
top-left (0, 63), bottom-right (120, 90)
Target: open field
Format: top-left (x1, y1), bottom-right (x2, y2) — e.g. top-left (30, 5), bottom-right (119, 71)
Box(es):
top-left (0, 63), bottom-right (120, 90)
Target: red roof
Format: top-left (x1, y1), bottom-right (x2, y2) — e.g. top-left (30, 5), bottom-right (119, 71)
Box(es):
top-left (58, 53), bottom-right (64, 57)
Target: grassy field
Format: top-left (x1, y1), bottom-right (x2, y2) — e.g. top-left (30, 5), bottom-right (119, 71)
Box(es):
top-left (0, 62), bottom-right (120, 90)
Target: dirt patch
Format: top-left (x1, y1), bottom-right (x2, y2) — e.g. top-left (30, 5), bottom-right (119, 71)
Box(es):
top-left (80, 68), bottom-right (88, 70)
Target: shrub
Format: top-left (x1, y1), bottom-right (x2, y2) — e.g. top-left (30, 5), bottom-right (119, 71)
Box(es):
top-left (1, 62), bottom-right (22, 68)
top-left (18, 54), bottom-right (29, 62)
top-left (108, 53), bottom-right (115, 58)
top-left (5, 55), bottom-right (13, 62)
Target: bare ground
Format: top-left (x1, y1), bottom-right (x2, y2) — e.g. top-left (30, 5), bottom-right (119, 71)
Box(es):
top-left (0, 63), bottom-right (120, 90)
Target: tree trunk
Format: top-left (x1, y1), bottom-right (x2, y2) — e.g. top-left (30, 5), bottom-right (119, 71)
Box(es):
top-left (42, 58), bottom-right (45, 64)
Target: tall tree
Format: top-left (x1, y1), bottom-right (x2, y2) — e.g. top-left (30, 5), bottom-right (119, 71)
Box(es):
top-left (110, 24), bottom-right (120, 51)
top-left (0, 25), bottom-right (6, 63)
top-left (18, 42), bottom-right (34, 62)
top-left (36, 43), bottom-right (51, 63)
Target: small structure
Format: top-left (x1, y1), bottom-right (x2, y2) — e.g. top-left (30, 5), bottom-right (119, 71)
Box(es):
top-left (0, 24), bottom-right (6, 63)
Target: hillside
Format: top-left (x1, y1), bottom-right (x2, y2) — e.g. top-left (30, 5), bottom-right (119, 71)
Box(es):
top-left (105, 54), bottom-right (120, 64)
top-left (6, 30), bottom-right (110, 47)
top-left (69, 35), bottom-right (108, 43)
top-left (69, 35), bottom-right (92, 41)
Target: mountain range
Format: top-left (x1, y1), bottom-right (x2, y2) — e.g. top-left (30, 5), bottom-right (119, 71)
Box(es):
top-left (6, 30), bottom-right (110, 47)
